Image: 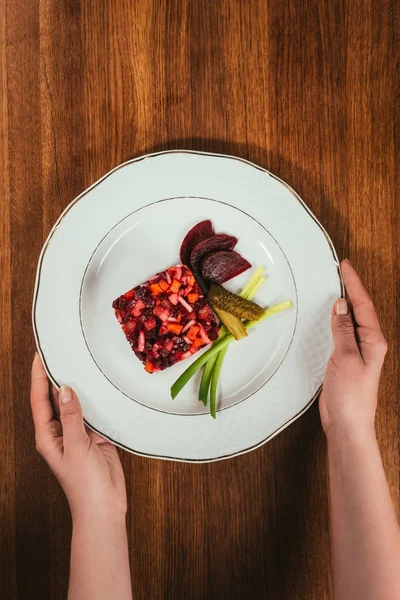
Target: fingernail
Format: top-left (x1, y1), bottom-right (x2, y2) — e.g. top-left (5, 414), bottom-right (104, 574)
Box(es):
top-left (60, 386), bottom-right (72, 404)
top-left (343, 258), bottom-right (351, 264)
top-left (335, 298), bottom-right (348, 316)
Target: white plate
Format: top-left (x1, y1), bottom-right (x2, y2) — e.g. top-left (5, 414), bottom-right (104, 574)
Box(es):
top-left (33, 150), bottom-right (342, 462)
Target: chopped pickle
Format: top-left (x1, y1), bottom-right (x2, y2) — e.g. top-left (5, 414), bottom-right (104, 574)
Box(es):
top-left (208, 284), bottom-right (264, 321)
top-left (214, 307), bottom-right (247, 340)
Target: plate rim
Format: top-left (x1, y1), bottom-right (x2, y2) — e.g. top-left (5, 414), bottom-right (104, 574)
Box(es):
top-left (32, 149), bottom-right (344, 462)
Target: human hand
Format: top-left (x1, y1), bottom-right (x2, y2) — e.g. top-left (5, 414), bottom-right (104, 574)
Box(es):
top-left (30, 354), bottom-right (127, 522)
top-left (319, 259), bottom-right (387, 439)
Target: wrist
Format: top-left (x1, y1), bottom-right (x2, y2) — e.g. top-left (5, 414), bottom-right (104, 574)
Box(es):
top-left (72, 507), bottom-right (127, 531)
top-left (326, 423), bottom-right (377, 450)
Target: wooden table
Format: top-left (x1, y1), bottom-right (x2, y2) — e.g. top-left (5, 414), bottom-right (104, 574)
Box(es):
top-left (1, 1), bottom-right (398, 598)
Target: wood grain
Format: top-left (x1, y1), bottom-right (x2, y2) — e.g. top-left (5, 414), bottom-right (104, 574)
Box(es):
top-left (1, 0), bottom-right (398, 598)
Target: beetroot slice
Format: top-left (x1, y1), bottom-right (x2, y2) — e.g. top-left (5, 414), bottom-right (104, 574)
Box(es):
top-left (180, 220), bottom-right (214, 266)
top-left (201, 251), bottom-right (251, 284)
top-left (190, 234), bottom-right (237, 272)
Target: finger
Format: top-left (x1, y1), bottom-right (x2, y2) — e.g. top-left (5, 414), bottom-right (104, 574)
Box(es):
top-left (341, 259), bottom-right (380, 329)
top-left (30, 353), bottom-right (54, 433)
top-left (59, 387), bottom-right (89, 449)
top-left (331, 298), bottom-right (360, 359)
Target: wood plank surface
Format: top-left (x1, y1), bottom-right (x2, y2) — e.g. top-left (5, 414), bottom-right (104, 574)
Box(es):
top-left (0, 1), bottom-right (398, 598)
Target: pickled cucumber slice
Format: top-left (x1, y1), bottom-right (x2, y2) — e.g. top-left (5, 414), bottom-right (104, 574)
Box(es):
top-left (208, 284), bottom-right (264, 320)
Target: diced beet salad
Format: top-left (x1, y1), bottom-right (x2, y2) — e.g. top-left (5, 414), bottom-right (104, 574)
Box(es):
top-left (112, 264), bottom-right (220, 373)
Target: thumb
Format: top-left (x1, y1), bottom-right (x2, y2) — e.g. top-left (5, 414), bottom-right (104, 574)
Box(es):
top-left (59, 386), bottom-right (89, 449)
top-left (331, 298), bottom-right (359, 358)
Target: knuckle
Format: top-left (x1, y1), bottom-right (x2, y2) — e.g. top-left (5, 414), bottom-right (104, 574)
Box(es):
top-left (335, 318), bottom-right (354, 334)
top-left (60, 407), bottom-right (80, 425)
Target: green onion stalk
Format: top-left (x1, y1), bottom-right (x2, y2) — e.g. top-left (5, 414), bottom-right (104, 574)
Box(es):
top-left (170, 298), bottom-right (293, 412)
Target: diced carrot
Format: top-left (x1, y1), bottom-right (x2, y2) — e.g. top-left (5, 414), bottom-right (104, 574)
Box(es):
top-left (167, 323), bottom-right (183, 335)
top-left (145, 361), bottom-right (155, 373)
top-left (188, 275), bottom-right (195, 286)
top-left (187, 325), bottom-right (200, 341)
top-left (159, 279), bottom-right (169, 291)
top-left (177, 313), bottom-right (182, 322)
top-left (150, 283), bottom-right (163, 295)
top-left (191, 337), bottom-right (203, 349)
top-left (187, 293), bottom-right (199, 304)
top-left (169, 279), bottom-right (181, 293)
